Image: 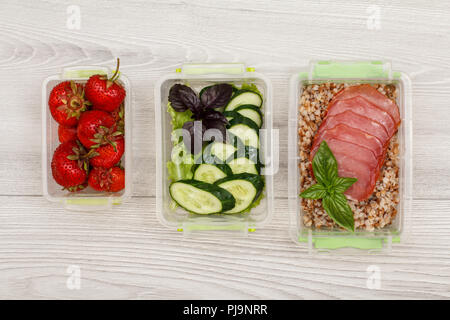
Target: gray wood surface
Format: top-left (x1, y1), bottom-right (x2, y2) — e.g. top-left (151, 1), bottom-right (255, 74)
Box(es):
top-left (0, 0), bottom-right (449, 299)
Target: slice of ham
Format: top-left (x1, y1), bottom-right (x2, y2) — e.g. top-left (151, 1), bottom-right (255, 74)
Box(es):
top-left (308, 84), bottom-right (400, 201)
top-left (310, 139), bottom-right (382, 201)
top-left (327, 96), bottom-right (397, 138)
top-left (316, 110), bottom-right (390, 146)
top-left (310, 124), bottom-right (385, 161)
top-left (331, 84), bottom-right (401, 126)
top-left (333, 153), bottom-right (378, 201)
top-left (310, 138), bottom-right (379, 170)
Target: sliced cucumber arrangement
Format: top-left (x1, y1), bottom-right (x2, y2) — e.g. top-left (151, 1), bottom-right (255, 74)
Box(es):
top-left (225, 105), bottom-right (263, 128)
top-left (225, 90), bottom-right (262, 111)
top-left (226, 148), bottom-right (260, 175)
top-left (228, 117), bottom-right (260, 149)
top-left (228, 157), bottom-right (259, 175)
top-left (234, 105), bottom-right (263, 128)
top-left (193, 164), bottom-right (232, 183)
top-left (215, 174), bottom-right (264, 214)
top-left (167, 83), bottom-right (265, 215)
top-left (203, 141), bottom-right (237, 163)
top-left (223, 110), bottom-right (259, 129)
top-left (170, 180), bottom-right (235, 214)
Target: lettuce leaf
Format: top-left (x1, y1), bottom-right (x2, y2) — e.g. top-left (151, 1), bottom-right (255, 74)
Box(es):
top-left (241, 83), bottom-right (262, 95)
top-left (167, 103), bottom-right (193, 130)
top-left (167, 103), bottom-right (195, 181)
top-left (167, 161), bottom-right (193, 181)
top-left (167, 144), bottom-right (194, 181)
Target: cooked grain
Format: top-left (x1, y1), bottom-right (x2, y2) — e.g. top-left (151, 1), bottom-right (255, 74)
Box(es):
top-left (298, 83), bottom-right (400, 231)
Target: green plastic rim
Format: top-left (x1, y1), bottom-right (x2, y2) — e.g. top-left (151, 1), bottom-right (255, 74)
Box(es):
top-left (298, 235), bottom-right (400, 249)
top-left (311, 61), bottom-right (390, 79)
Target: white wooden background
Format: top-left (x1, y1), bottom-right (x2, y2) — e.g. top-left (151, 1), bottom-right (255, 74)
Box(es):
top-left (0, 0), bottom-right (449, 300)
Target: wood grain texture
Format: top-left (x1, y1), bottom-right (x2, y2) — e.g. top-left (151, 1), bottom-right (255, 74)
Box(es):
top-left (0, 0), bottom-right (449, 299)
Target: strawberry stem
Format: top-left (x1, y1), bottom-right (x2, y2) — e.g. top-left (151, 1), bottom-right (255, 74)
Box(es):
top-left (109, 58), bottom-right (120, 82)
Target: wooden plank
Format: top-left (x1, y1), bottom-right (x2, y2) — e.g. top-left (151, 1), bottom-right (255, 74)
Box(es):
top-left (0, 197), bottom-right (449, 299)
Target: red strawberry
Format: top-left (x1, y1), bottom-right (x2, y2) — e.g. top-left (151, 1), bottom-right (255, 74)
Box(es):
top-left (89, 137), bottom-right (124, 168)
top-left (58, 125), bottom-right (77, 143)
top-left (51, 141), bottom-right (90, 192)
top-left (77, 110), bottom-right (121, 149)
top-left (88, 166), bottom-right (125, 192)
top-left (110, 103), bottom-right (125, 132)
top-left (49, 81), bottom-right (90, 127)
top-left (85, 58), bottom-right (126, 112)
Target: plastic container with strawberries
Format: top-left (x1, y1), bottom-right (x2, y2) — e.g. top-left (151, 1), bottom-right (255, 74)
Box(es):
top-left (42, 61), bottom-right (132, 211)
top-left (288, 61), bottom-right (412, 253)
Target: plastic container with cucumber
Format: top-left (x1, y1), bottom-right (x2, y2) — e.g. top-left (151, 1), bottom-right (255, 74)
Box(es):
top-left (166, 82), bottom-right (266, 215)
top-left (155, 63), bottom-right (273, 234)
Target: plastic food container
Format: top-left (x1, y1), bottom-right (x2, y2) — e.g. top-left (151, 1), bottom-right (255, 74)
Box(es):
top-left (155, 63), bottom-right (274, 236)
top-left (42, 65), bottom-right (132, 211)
top-left (288, 61), bottom-right (412, 253)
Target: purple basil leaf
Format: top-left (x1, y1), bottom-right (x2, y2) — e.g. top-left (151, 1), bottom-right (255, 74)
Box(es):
top-left (202, 110), bottom-right (229, 124)
top-left (203, 120), bottom-right (227, 143)
top-left (169, 84), bottom-right (201, 112)
top-left (200, 83), bottom-right (233, 109)
top-left (182, 121), bottom-right (205, 154)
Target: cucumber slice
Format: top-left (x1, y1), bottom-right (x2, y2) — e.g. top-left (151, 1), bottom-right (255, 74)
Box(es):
top-left (223, 110), bottom-right (259, 130)
top-left (228, 146), bottom-right (260, 163)
top-left (225, 90), bottom-right (262, 111)
top-left (226, 147), bottom-right (260, 174)
top-left (203, 142), bottom-right (237, 163)
top-left (193, 164), bottom-right (232, 183)
top-left (228, 157), bottom-right (259, 175)
top-left (228, 118), bottom-right (260, 149)
top-left (170, 180), bottom-right (235, 214)
top-left (234, 105), bottom-right (263, 128)
top-left (215, 173), bottom-right (264, 214)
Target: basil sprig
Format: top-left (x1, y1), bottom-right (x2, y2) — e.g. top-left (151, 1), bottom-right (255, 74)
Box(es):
top-left (168, 83), bottom-right (233, 154)
top-left (300, 141), bottom-right (357, 232)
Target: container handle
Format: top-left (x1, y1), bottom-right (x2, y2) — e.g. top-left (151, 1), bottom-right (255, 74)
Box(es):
top-left (179, 63), bottom-right (248, 75)
top-left (309, 60), bottom-right (392, 80)
top-left (62, 66), bottom-right (109, 80)
top-left (64, 197), bottom-right (120, 211)
top-left (299, 235), bottom-right (400, 250)
top-left (180, 218), bottom-right (251, 236)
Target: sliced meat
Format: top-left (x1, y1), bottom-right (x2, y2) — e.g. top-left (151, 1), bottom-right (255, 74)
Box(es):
top-left (316, 110), bottom-right (389, 145)
top-left (335, 154), bottom-right (378, 201)
top-left (311, 123), bottom-right (385, 162)
top-left (327, 96), bottom-right (397, 138)
top-left (307, 84), bottom-right (400, 201)
top-left (332, 84), bottom-right (401, 126)
top-left (310, 139), bottom-right (381, 201)
top-left (310, 138), bottom-right (379, 171)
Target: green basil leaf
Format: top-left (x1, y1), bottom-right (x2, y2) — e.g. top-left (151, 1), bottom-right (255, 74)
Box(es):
top-left (332, 176), bottom-right (357, 194)
top-left (322, 193), bottom-right (355, 232)
top-left (312, 141), bottom-right (338, 186)
top-left (300, 183), bottom-right (327, 199)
